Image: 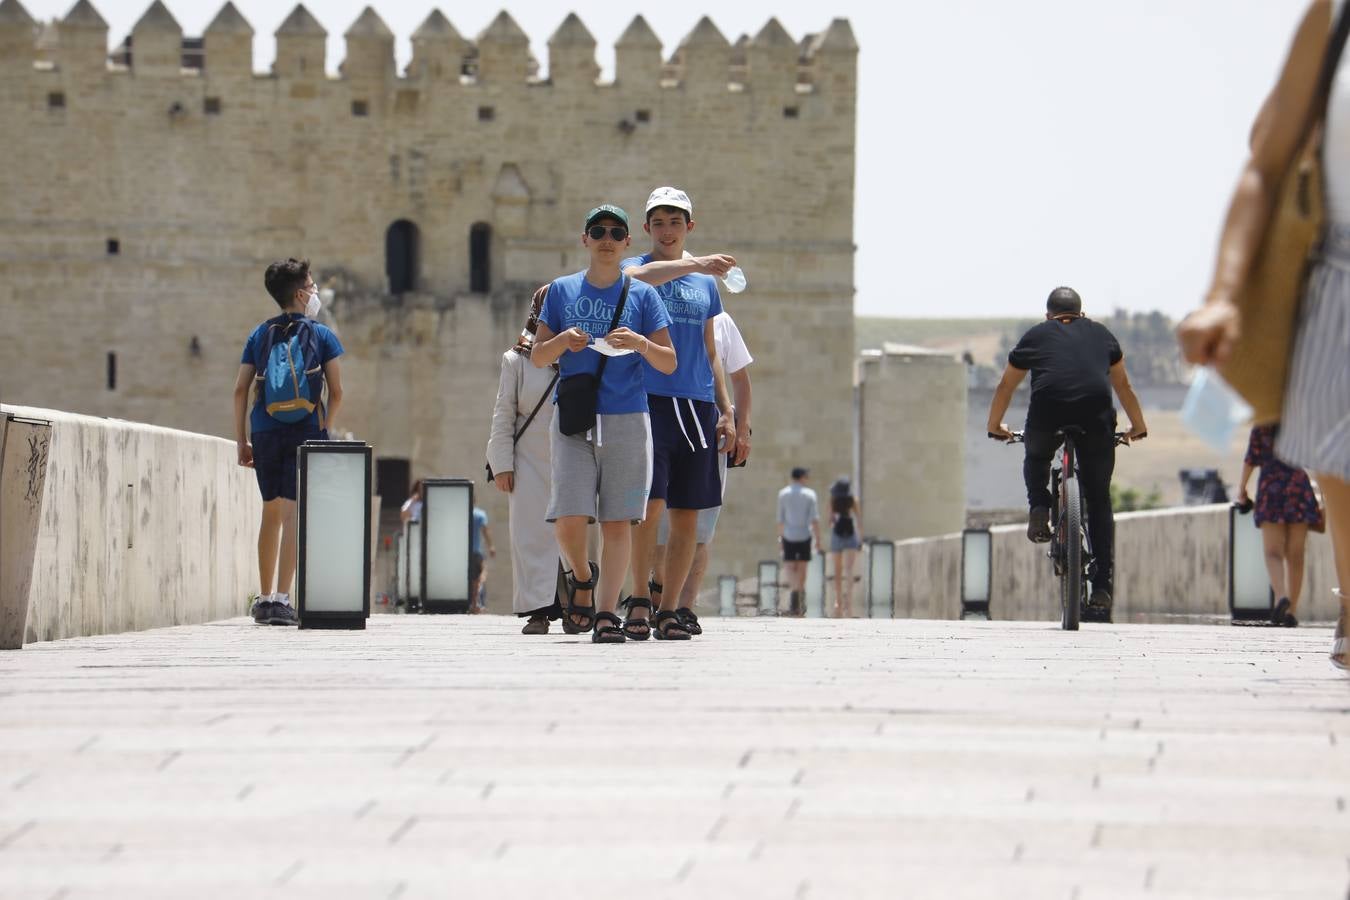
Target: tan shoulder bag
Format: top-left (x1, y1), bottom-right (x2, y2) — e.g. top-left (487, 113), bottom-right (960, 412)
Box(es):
top-left (1221, 2), bottom-right (1350, 423)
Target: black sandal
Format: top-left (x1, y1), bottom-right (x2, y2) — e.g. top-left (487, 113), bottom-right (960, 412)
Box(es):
top-left (649, 579), bottom-right (664, 608)
top-left (562, 562), bottom-right (599, 634)
top-left (652, 609), bottom-right (691, 641)
top-left (621, 596), bottom-right (653, 641)
top-left (592, 611), bottom-right (626, 644)
top-left (676, 607), bottom-right (702, 636)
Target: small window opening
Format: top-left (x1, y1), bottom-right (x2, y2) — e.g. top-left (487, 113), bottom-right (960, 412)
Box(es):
top-left (203, 97), bottom-right (222, 115)
top-left (470, 223), bottom-right (492, 293)
top-left (783, 106), bottom-right (800, 119)
top-left (352, 100), bottom-right (369, 117)
top-left (385, 220), bottom-right (420, 295)
top-left (635, 109), bottom-right (651, 123)
top-left (106, 352), bottom-right (117, 391)
top-left (477, 105), bottom-right (495, 122)
top-left (48, 92), bottom-right (65, 109)
top-left (106, 239), bottom-right (120, 255)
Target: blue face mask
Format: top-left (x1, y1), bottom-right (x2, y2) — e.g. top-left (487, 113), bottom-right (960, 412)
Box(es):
top-left (1181, 367), bottom-right (1251, 453)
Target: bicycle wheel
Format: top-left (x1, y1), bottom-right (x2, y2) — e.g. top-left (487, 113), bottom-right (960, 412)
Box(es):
top-left (1061, 476), bottom-right (1083, 631)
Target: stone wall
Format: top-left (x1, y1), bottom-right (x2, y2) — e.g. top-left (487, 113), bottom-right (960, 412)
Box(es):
top-left (0, 2), bottom-right (860, 605)
top-left (889, 504), bottom-right (1341, 623)
top-left (2, 404), bottom-right (260, 643)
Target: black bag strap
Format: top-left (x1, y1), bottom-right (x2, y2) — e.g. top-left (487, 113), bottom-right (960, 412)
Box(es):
top-left (592, 275), bottom-right (632, 387)
top-left (514, 370), bottom-right (559, 445)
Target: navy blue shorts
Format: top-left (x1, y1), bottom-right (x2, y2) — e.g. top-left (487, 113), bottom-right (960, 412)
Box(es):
top-left (648, 395), bottom-right (723, 510)
top-left (251, 428), bottom-right (326, 502)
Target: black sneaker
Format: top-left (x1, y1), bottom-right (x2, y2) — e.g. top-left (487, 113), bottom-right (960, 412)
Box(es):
top-left (250, 596), bottom-right (273, 625)
top-left (267, 603), bottom-right (299, 626)
top-left (1027, 507), bottom-right (1052, 543)
top-left (1085, 588), bottom-right (1113, 623)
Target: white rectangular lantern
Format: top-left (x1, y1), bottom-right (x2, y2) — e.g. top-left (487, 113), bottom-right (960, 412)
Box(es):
top-left (1229, 504), bottom-right (1272, 620)
top-left (805, 552), bottom-right (825, 617)
top-left (757, 560), bottom-right (779, 616)
top-left (961, 528), bottom-right (993, 620)
top-left (866, 539), bottom-right (895, 619)
top-left (297, 441), bottom-right (372, 629)
top-left (422, 478), bottom-right (473, 614)
top-left (718, 574), bottom-right (737, 617)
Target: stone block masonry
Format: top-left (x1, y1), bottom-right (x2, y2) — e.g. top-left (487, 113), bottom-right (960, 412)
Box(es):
top-left (0, 2), bottom-right (859, 608)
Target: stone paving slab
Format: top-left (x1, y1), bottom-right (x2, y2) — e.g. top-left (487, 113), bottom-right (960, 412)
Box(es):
top-left (1, 616), bottom-right (1349, 899)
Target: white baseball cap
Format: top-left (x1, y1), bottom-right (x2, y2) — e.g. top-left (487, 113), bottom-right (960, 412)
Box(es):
top-left (645, 186), bottom-right (693, 216)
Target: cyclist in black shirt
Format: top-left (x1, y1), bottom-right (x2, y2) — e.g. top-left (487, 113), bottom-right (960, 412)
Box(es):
top-left (987, 287), bottom-right (1148, 611)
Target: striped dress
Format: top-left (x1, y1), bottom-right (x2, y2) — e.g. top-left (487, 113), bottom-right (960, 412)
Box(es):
top-left (1278, 21), bottom-right (1350, 481)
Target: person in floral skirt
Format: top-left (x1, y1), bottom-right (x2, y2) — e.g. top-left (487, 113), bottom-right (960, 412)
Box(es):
top-left (1238, 424), bottom-right (1322, 627)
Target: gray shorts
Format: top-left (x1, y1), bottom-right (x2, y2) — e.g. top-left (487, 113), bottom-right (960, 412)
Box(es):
top-left (546, 410), bottom-right (653, 524)
top-left (656, 451), bottom-right (728, 545)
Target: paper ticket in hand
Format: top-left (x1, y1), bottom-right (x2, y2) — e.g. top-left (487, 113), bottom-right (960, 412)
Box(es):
top-left (591, 337), bottom-right (634, 357)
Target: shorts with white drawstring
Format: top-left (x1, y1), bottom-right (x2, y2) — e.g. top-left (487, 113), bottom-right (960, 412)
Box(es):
top-left (546, 408), bottom-right (653, 524)
top-left (648, 395), bottom-right (723, 511)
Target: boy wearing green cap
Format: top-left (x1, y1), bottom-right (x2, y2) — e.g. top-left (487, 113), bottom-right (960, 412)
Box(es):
top-left (531, 205), bottom-right (677, 644)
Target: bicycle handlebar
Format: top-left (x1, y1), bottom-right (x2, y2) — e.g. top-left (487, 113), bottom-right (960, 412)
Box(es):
top-left (988, 430), bottom-right (1146, 447)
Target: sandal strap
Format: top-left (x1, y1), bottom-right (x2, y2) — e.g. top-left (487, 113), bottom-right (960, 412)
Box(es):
top-left (622, 596), bottom-right (653, 612)
top-left (654, 610), bottom-right (690, 634)
top-left (594, 611), bottom-right (624, 630)
top-left (649, 579), bottom-right (664, 595)
top-left (677, 607), bottom-right (700, 623)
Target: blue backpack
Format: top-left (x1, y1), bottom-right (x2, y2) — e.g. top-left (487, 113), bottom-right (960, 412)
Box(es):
top-left (255, 315), bottom-right (325, 426)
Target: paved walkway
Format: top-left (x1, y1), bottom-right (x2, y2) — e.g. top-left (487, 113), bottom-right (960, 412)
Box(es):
top-left (1, 616), bottom-right (1348, 899)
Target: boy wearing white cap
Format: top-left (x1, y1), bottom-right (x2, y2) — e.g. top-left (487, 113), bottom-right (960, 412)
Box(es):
top-left (619, 187), bottom-right (737, 641)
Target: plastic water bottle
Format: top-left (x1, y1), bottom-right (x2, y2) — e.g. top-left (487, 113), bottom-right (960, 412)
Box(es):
top-left (722, 266), bottom-right (747, 294)
top-left (1180, 367), bottom-right (1252, 454)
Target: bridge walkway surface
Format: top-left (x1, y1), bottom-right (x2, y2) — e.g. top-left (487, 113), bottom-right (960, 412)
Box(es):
top-left (1, 616), bottom-right (1348, 899)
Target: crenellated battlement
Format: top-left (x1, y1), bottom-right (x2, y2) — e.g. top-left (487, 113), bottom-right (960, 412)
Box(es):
top-left (0, 0), bottom-right (856, 94)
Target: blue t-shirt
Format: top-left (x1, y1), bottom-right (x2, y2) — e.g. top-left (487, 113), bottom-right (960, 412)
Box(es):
top-left (471, 507), bottom-right (488, 555)
top-left (623, 254), bottom-right (723, 401)
top-left (541, 271), bottom-right (672, 416)
top-left (240, 314), bottom-right (344, 434)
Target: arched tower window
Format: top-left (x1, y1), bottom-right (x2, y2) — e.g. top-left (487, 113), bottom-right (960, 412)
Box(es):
top-left (470, 222), bottom-right (492, 293)
top-left (386, 220), bottom-right (419, 295)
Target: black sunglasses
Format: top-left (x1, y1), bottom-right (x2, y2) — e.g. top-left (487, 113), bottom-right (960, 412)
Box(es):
top-left (587, 225), bottom-right (628, 241)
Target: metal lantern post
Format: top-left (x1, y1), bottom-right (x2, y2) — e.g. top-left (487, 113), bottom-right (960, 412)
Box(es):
top-left (1229, 504), bottom-right (1273, 622)
top-left (297, 440), bottom-right (372, 629)
top-left (718, 574), bottom-right (737, 617)
top-left (421, 478), bottom-right (474, 614)
top-left (405, 521), bottom-right (422, 613)
top-left (960, 528), bottom-right (993, 620)
top-left (866, 539), bottom-right (895, 619)
top-left (757, 560), bottom-right (779, 616)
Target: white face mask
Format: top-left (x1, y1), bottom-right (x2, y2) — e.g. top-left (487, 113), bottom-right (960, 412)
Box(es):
top-left (304, 289), bottom-right (322, 318)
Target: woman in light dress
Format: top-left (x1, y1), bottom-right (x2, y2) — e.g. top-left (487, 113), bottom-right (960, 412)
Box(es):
top-left (486, 287), bottom-right (563, 634)
top-left (1179, 0), bottom-right (1350, 668)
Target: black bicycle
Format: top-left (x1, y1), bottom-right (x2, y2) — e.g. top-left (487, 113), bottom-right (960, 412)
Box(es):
top-left (990, 427), bottom-right (1141, 630)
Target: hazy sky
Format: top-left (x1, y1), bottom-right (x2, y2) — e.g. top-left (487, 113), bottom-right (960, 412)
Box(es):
top-left (24, 0), bottom-right (1311, 318)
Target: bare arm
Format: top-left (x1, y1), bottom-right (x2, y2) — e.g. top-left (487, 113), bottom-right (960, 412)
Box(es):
top-left (1238, 461), bottom-right (1257, 502)
top-left (1178, 0), bottom-right (1331, 364)
top-left (232, 364), bottom-right (254, 467)
top-left (706, 320), bottom-right (736, 452)
top-left (531, 322), bottom-right (590, 367)
top-left (623, 254), bottom-right (736, 288)
top-left (1108, 361), bottom-right (1148, 439)
top-left (730, 366), bottom-right (752, 464)
top-left (986, 363), bottom-right (1029, 439)
top-left (486, 353), bottom-right (520, 489)
top-left (322, 357), bottom-right (343, 433)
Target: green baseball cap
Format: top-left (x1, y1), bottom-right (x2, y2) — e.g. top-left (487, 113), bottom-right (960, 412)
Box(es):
top-left (584, 204), bottom-right (629, 230)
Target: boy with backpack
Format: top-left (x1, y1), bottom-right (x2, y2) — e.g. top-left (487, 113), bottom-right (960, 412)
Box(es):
top-left (232, 258), bottom-right (345, 625)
